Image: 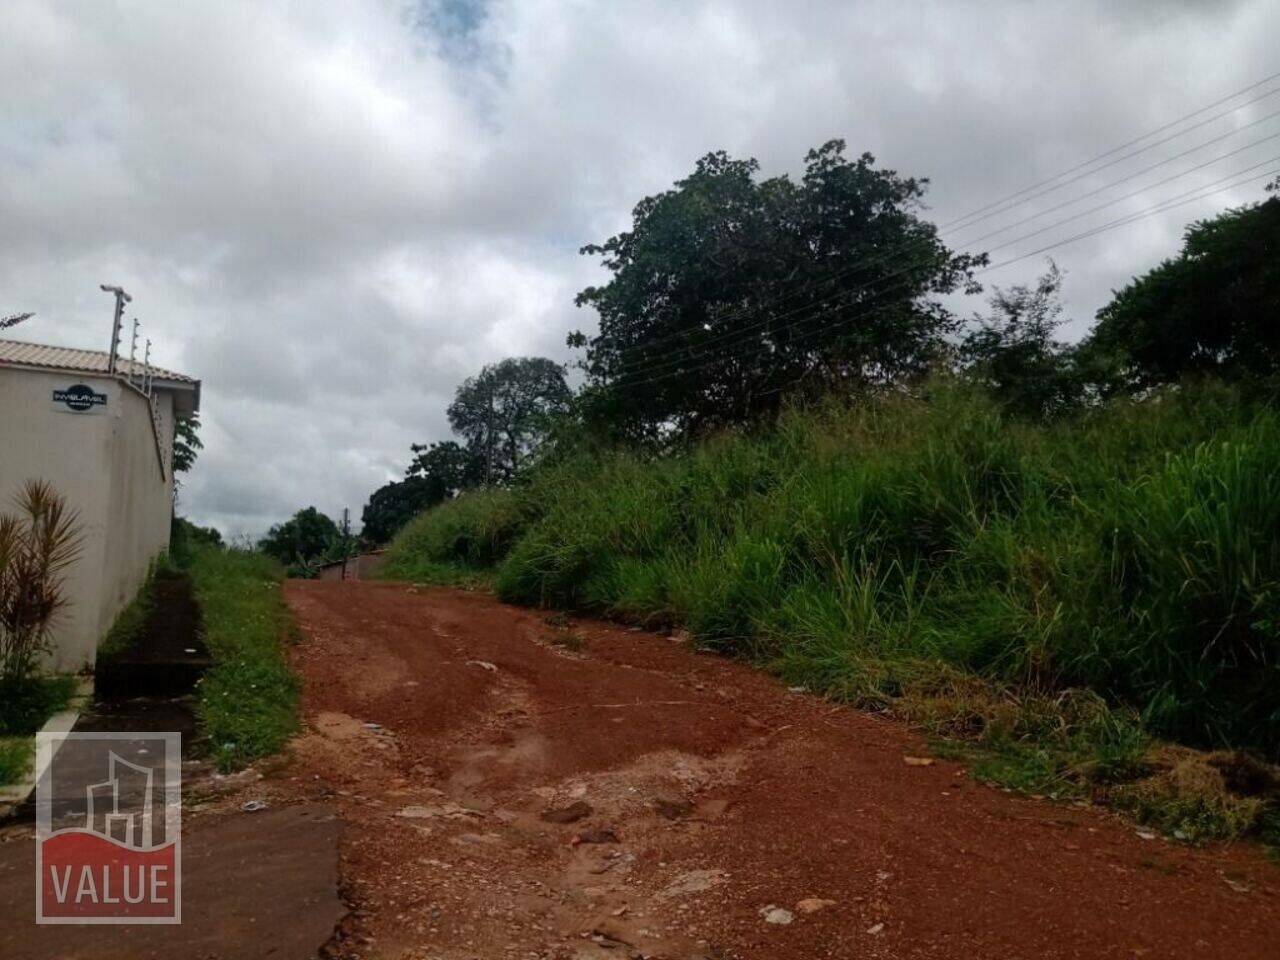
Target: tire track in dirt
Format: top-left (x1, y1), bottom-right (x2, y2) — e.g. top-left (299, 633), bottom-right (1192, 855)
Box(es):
top-left (278, 580), bottom-right (1279, 960)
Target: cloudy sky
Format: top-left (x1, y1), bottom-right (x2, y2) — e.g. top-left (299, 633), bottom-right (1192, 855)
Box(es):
top-left (3, 1), bottom-right (1277, 538)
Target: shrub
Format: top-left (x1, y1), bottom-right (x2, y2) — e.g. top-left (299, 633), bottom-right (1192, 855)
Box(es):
top-left (0, 481), bottom-right (82, 682)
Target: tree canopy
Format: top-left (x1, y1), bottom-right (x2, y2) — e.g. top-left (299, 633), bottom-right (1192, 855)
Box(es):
top-left (406, 439), bottom-right (483, 493)
top-left (258, 506), bottom-right (352, 575)
top-left (447, 357), bottom-right (571, 482)
top-left (360, 477), bottom-right (440, 546)
top-left (1086, 193), bottom-right (1280, 390)
top-left (173, 413), bottom-right (202, 476)
top-left (960, 262), bottom-right (1081, 420)
top-left (571, 140), bottom-right (986, 440)
top-left (361, 442), bottom-right (482, 544)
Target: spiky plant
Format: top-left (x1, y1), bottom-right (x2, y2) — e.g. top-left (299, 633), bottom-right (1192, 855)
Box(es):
top-left (0, 481), bottom-right (82, 682)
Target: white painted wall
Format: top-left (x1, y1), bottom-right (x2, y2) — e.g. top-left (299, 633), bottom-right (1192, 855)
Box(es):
top-left (0, 367), bottom-right (178, 671)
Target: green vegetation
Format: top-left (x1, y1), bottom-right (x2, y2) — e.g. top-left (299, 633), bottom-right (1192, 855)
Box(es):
top-left (386, 381), bottom-right (1280, 840)
top-left (381, 486), bottom-right (521, 581)
top-left (169, 516), bottom-right (223, 568)
top-left (98, 556), bottom-right (178, 658)
top-left (0, 480), bottom-right (82, 682)
top-left (1087, 192), bottom-right (1280, 390)
top-left (570, 140), bottom-right (984, 441)
top-left (371, 157), bottom-right (1280, 842)
top-left (0, 674), bottom-right (77, 735)
top-left (0, 675), bottom-right (76, 788)
top-left (257, 506), bottom-right (357, 578)
top-left (173, 413), bottom-right (204, 477)
top-left (0, 737), bottom-right (32, 787)
top-left (0, 480), bottom-right (81, 785)
top-left (186, 545), bottom-right (298, 770)
top-left (99, 578), bottom-right (152, 658)
top-left (362, 357), bottom-right (570, 546)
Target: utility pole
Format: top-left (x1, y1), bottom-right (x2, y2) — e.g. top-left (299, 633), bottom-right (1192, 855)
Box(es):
top-left (143, 339), bottom-right (152, 396)
top-left (99, 285), bottom-right (132, 375)
top-left (341, 507), bottom-right (351, 581)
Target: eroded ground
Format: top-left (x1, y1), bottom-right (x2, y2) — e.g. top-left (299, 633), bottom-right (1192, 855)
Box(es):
top-left (277, 580), bottom-right (1280, 960)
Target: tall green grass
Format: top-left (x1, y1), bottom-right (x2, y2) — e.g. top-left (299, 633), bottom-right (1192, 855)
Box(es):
top-left (386, 381), bottom-right (1280, 758)
top-left (381, 487), bottom-right (523, 583)
top-left (186, 546), bottom-right (298, 770)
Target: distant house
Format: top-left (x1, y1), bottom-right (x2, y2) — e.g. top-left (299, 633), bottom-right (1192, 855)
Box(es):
top-left (0, 338), bottom-right (200, 670)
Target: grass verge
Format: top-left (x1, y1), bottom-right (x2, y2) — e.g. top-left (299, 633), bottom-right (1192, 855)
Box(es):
top-left (0, 674), bottom-right (78, 736)
top-left (385, 379), bottom-right (1280, 845)
top-left (185, 545), bottom-right (299, 771)
top-left (0, 737), bottom-right (32, 787)
top-left (0, 674), bottom-right (77, 788)
top-left (378, 557), bottom-right (494, 589)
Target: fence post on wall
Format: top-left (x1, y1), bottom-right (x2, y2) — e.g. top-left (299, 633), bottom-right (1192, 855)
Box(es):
top-left (99, 284), bottom-right (131, 375)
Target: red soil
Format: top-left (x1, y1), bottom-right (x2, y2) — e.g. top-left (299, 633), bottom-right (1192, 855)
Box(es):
top-left (282, 580), bottom-right (1280, 960)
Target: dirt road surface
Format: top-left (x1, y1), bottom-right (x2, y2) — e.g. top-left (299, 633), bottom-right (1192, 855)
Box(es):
top-left (281, 580), bottom-right (1279, 960)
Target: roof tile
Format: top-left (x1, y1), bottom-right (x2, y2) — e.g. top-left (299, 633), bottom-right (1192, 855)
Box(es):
top-left (0, 338), bottom-right (195, 384)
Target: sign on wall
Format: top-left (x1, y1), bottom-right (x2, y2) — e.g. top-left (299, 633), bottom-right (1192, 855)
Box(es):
top-left (52, 384), bottom-right (108, 414)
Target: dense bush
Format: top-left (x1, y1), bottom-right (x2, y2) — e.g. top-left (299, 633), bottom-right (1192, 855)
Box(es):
top-left (386, 381), bottom-right (1280, 757)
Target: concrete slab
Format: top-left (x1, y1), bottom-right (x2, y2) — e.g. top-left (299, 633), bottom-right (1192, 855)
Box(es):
top-left (0, 802), bottom-right (346, 959)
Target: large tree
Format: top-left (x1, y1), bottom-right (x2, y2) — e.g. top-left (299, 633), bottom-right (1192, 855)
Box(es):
top-left (361, 441), bottom-right (482, 544)
top-left (360, 477), bottom-right (441, 546)
top-left (571, 140), bottom-right (986, 440)
top-left (406, 439), bottom-right (483, 492)
top-left (447, 358), bottom-right (571, 483)
top-left (258, 507), bottom-right (351, 575)
top-left (1085, 190), bottom-right (1280, 391)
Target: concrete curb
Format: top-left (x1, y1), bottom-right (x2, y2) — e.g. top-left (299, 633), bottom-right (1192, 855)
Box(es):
top-left (0, 677), bottom-right (93, 817)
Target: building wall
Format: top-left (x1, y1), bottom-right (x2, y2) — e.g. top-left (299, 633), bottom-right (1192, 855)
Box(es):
top-left (0, 367), bottom-right (175, 671)
top-left (316, 553), bottom-right (386, 581)
top-left (98, 384), bottom-right (175, 660)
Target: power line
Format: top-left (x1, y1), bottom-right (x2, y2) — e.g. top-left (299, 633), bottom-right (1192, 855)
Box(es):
top-left (587, 73), bottom-right (1280, 374)
top-left (971, 150), bottom-right (1280, 256)
top-left (953, 108), bottom-right (1280, 246)
top-left (610, 149), bottom-right (1280, 385)
top-left (943, 70), bottom-right (1280, 231)
top-left (611, 163), bottom-right (1280, 391)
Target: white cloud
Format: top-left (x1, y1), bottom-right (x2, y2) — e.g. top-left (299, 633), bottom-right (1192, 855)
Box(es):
top-left (2, 0), bottom-right (1277, 536)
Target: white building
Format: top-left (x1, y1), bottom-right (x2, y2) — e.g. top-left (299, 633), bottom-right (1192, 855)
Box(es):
top-left (0, 338), bottom-right (200, 671)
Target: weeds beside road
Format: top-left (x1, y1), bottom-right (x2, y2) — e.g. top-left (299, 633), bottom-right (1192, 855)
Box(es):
top-left (0, 675), bottom-right (76, 787)
top-left (186, 546), bottom-right (298, 770)
top-left (383, 381), bottom-right (1280, 844)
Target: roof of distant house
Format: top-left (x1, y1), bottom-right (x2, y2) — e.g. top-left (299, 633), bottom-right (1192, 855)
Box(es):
top-left (0, 338), bottom-right (197, 385)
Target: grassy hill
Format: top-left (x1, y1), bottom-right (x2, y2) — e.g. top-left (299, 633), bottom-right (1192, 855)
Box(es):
top-left (384, 380), bottom-right (1280, 840)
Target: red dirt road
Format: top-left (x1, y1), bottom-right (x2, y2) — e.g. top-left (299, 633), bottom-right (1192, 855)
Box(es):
top-left (282, 580), bottom-right (1279, 959)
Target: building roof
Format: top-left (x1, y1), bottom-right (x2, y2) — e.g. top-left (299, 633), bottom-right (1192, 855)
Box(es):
top-left (0, 337), bottom-right (200, 416)
top-left (0, 338), bottom-right (197, 385)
